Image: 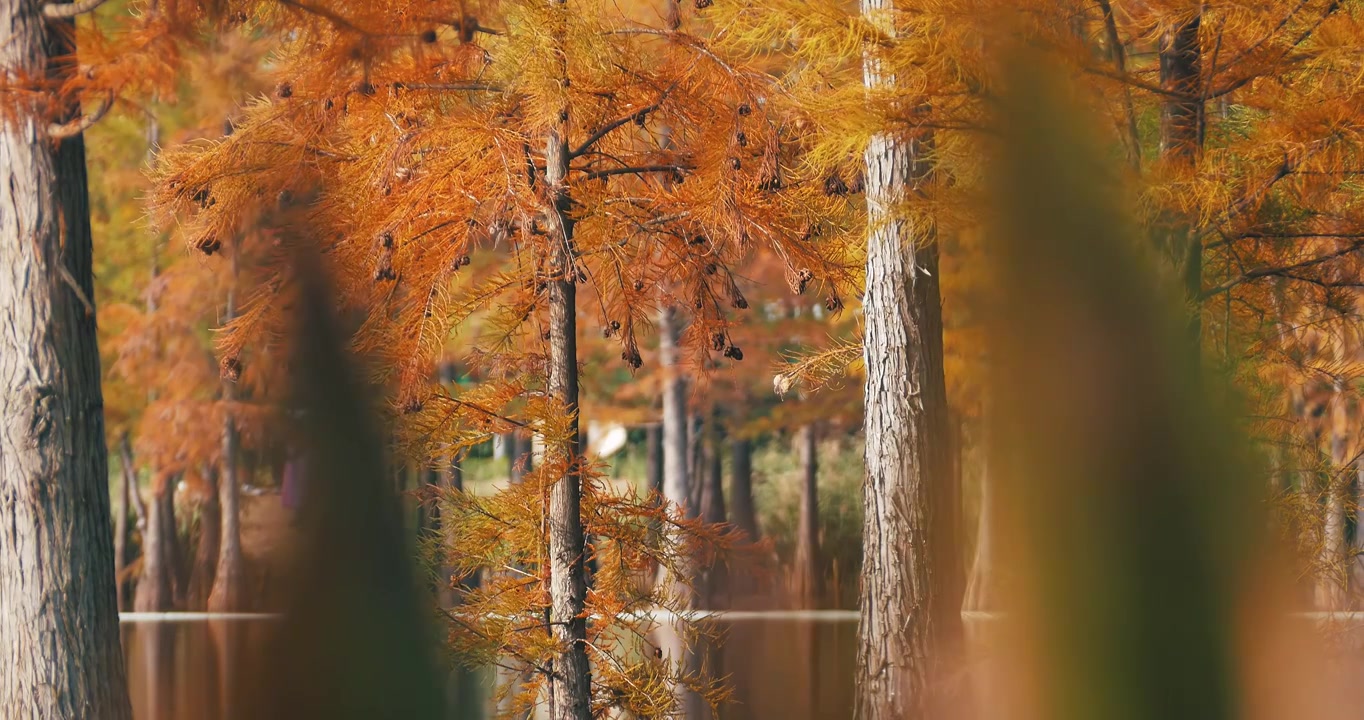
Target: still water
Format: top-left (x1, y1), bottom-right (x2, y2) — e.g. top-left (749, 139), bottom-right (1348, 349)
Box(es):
top-left (121, 619), bottom-right (856, 720)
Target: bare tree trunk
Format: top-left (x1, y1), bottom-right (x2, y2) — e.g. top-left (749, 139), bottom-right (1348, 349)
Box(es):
top-left (136, 472), bottom-right (179, 611)
top-left (1318, 385), bottom-right (1349, 609)
top-left (189, 467), bottom-right (222, 610)
top-left (856, 2), bottom-right (958, 715)
top-left (656, 303), bottom-right (695, 605)
top-left (730, 436), bottom-right (758, 540)
top-left (646, 423), bottom-right (663, 500)
top-left (544, 64), bottom-right (591, 720)
top-left (123, 435), bottom-right (148, 533)
top-left (795, 424), bottom-right (821, 608)
top-left (0, 4), bottom-right (133, 714)
top-left (699, 417), bottom-right (727, 608)
top-left (1159, 9), bottom-right (1204, 352)
top-left (115, 437), bottom-right (132, 611)
top-left (210, 261), bottom-right (244, 612)
top-left (688, 414), bottom-right (704, 517)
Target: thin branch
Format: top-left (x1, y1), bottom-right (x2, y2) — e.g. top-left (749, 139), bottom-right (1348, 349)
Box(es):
top-left (42, 0), bottom-right (109, 19)
top-left (47, 91), bottom-right (112, 139)
top-left (570, 92), bottom-right (671, 159)
top-left (580, 164), bottom-right (687, 181)
top-left (1201, 240), bottom-right (1364, 298)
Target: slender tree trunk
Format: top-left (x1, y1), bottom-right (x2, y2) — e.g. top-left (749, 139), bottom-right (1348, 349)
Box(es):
top-left (688, 414), bottom-right (705, 517)
top-left (1318, 384), bottom-right (1349, 609)
top-left (0, 4), bottom-right (132, 714)
top-left (210, 262), bottom-right (244, 612)
top-left (115, 438), bottom-right (132, 611)
top-left (856, 2), bottom-right (957, 715)
top-left (700, 418), bottom-right (726, 525)
top-left (730, 436), bottom-right (758, 540)
top-left (655, 303), bottom-right (695, 605)
top-left (794, 424), bottom-right (822, 608)
top-left (136, 472), bottom-right (179, 611)
top-left (122, 435), bottom-right (148, 534)
top-left (544, 53), bottom-right (591, 720)
top-left (190, 468), bottom-right (222, 610)
top-left (646, 423), bottom-right (663, 500)
top-left (1159, 9), bottom-right (1204, 352)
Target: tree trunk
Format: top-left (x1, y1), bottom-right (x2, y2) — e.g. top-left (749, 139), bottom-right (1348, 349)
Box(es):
top-left (210, 264), bottom-right (244, 613)
top-left (699, 417), bottom-right (727, 607)
top-left (0, 4), bottom-right (133, 714)
top-left (115, 437), bottom-right (132, 611)
top-left (730, 436), bottom-right (758, 540)
top-left (688, 414), bottom-right (704, 518)
top-left (509, 432), bottom-right (532, 484)
top-left (794, 424), bottom-right (821, 608)
top-left (122, 435), bottom-right (148, 534)
top-left (189, 467), bottom-right (222, 610)
top-left (1318, 385), bottom-right (1349, 609)
top-left (655, 303), bottom-right (695, 605)
top-left (965, 451), bottom-right (998, 613)
top-left (1159, 10), bottom-right (1204, 352)
top-left (136, 473), bottom-right (180, 612)
top-left (544, 68), bottom-right (591, 720)
top-left (856, 2), bottom-right (958, 714)
top-left (646, 423), bottom-right (663, 500)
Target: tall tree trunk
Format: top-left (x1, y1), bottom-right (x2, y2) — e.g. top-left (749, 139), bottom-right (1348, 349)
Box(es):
top-left (115, 437), bottom-right (132, 611)
top-left (856, 1), bottom-right (957, 715)
top-left (122, 434), bottom-right (148, 536)
top-left (655, 303), bottom-right (695, 605)
top-left (688, 414), bottom-right (705, 517)
top-left (0, 4), bottom-right (132, 714)
top-left (544, 56), bottom-right (591, 720)
top-left (730, 436), bottom-right (758, 540)
top-left (189, 467), bottom-right (222, 610)
top-left (1159, 9), bottom-right (1204, 352)
top-left (646, 423), bottom-right (663, 500)
top-left (794, 424), bottom-right (821, 608)
top-left (1318, 384), bottom-right (1349, 609)
top-left (135, 472), bottom-right (179, 611)
top-left (209, 261), bottom-right (244, 612)
top-left (699, 417), bottom-right (727, 607)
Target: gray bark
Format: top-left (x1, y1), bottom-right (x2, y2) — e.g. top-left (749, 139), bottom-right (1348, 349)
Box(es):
top-left (655, 304), bottom-right (695, 605)
top-left (209, 264), bottom-right (244, 612)
top-left (545, 74), bottom-right (591, 720)
top-left (856, 1), bottom-right (957, 715)
top-left (795, 424), bottom-right (821, 608)
top-left (0, 11), bottom-right (132, 717)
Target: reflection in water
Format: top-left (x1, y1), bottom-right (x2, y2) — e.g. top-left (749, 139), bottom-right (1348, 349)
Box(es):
top-left (121, 619), bottom-right (855, 720)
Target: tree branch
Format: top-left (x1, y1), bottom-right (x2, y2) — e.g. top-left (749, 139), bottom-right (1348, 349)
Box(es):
top-left (47, 91), bottom-right (112, 139)
top-left (570, 92), bottom-right (671, 159)
top-left (1201, 240), bottom-right (1364, 298)
top-left (579, 164), bottom-right (687, 181)
top-left (42, 0), bottom-right (109, 19)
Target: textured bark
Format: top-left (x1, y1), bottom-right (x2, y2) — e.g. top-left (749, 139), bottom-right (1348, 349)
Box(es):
top-left (544, 70), bottom-right (591, 720)
top-left (189, 468), bottom-right (222, 610)
top-left (209, 273), bottom-right (244, 613)
top-left (794, 424), bottom-right (821, 608)
top-left (729, 437), bottom-right (758, 540)
top-left (0, 10), bottom-right (131, 716)
top-left (856, 2), bottom-right (957, 715)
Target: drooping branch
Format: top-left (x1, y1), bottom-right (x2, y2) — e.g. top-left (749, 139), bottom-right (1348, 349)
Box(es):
top-left (47, 91), bottom-right (112, 139)
top-left (42, 0), bottom-right (109, 19)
